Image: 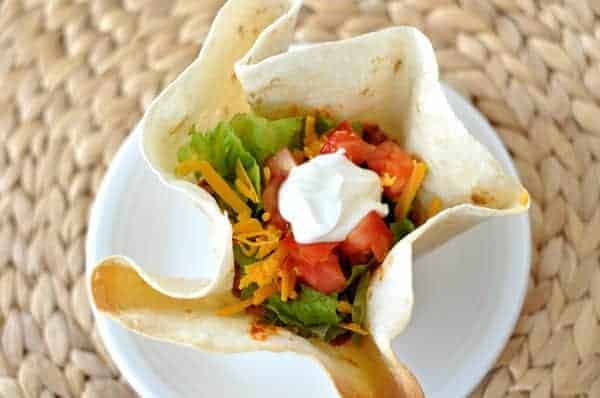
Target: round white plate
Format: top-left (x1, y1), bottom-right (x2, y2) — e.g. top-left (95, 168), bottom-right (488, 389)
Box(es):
top-left (86, 85), bottom-right (530, 398)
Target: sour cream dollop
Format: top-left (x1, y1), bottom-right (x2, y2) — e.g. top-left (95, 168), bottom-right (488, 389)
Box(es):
top-left (278, 150), bottom-right (388, 243)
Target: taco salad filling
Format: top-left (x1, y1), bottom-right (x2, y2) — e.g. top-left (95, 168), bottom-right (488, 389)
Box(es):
top-left (175, 113), bottom-right (440, 344)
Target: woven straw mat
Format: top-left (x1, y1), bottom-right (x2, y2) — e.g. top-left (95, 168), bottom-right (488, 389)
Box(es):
top-left (1, 0), bottom-right (600, 397)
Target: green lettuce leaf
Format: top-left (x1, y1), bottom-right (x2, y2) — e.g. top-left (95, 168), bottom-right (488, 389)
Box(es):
top-left (230, 113), bottom-right (304, 162)
top-left (315, 114), bottom-right (335, 134)
top-left (351, 272), bottom-right (370, 326)
top-left (265, 285), bottom-right (340, 328)
top-left (240, 285), bottom-right (258, 300)
top-left (390, 218), bottom-right (415, 244)
top-left (233, 245), bottom-right (256, 267)
top-left (177, 122), bottom-right (261, 194)
top-left (345, 264), bottom-right (369, 288)
top-left (308, 324), bottom-right (346, 341)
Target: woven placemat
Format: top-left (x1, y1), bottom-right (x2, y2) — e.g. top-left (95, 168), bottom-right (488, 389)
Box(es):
top-left (1, 0), bottom-right (598, 397)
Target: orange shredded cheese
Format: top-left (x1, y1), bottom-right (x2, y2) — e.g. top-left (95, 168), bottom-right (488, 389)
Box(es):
top-left (337, 301), bottom-right (353, 313)
top-left (233, 217), bottom-right (274, 258)
top-left (252, 283), bottom-right (278, 305)
top-left (216, 298), bottom-right (253, 316)
top-left (426, 197), bottom-right (442, 220)
top-left (255, 240), bottom-right (279, 259)
top-left (380, 172), bottom-right (397, 187)
top-left (193, 160), bottom-right (251, 217)
top-left (234, 222), bottom-right (281, 260)
top-left (216, 284), bottom-right (277, 316)
top-left (263, 166), bottom-right (271, 183)
top-left (234, 159), bottom-right (259, 203)
top-left (233, 217), bottom-right (263, 234)
top-left (174, 159), bottom-right (204, 177)
top-left (303, 115), bottom-right (325, 157)
top-left (280, 269), bottom-right (290, 302)
top-left (304, 115), bottom-right (317, 147)
top-left (395, 161), bottom-right (427, 219)
top-left (340, 323), bottom-right (369, 335)
top-left (261, 212), bottom-right (271, 222)
top-left (304, 139), bottom-right (325, 158)
top-left (279, 264), bottom-right (297, 302)
top-left (239, 248), bottom-right (284, 289)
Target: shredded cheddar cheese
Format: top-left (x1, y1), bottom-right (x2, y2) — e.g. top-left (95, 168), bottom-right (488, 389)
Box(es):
top-left (233, 217), bottom-right (262, 234)
top-left (337, 301), bottom-right (353, 313)
top-left (304, 115), bottom-right (317, 147)
top-left (216, 298), bottom-right (253, 316)
top-left (174, 159), bottom-right (203, 177)
top-left (252, 283), bottom-right (278, 305)
top-left (216, 284), bottom-right (278, 316)
top-left (395, 161), bottom-right (427, 219)
top-left (303, 115), bottom-right (325, 158)
top-left (279, 265), bottom-right (297, 302)
top-left (380, 172), bottom-right (397, 187)
top-left (304, 139), bottom-right (325, 158)
top-left (261, 212), bottom-right (271, 222)
top-left (340, 323), bottom-right (369, 335)
top-left (280, 269), bottom-right (290, 302)
top-left (234, 159), bottom-right (259, 203)
top-left (263, 166), bottom-right (271, 183)
top-left (233, 219), bottom-right (281, 260)
top-left (185, 160), bottom-right (250, 216)
top-left (239, 248), bottom-right (285, 289)
top-left (426, 197), bottom-right (442, 220)
top-left (229, 192), bottom-right (281, 259)
top-left (255, 241), bottom-right (279, 259)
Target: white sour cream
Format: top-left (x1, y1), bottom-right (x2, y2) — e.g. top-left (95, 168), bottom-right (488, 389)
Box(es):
top-left (278, 150), bottom-right (388, 243)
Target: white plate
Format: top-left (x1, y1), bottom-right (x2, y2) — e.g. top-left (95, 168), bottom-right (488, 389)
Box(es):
top-left (86, 85), bottom-right (530, 398)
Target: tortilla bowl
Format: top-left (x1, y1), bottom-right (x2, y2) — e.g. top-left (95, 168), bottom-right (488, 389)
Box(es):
top-left (88, 0), bottom-right (529, 396)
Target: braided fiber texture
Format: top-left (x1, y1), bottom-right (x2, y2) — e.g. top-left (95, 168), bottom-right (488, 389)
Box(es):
top-left (0, 0), bottom-right (599, 397)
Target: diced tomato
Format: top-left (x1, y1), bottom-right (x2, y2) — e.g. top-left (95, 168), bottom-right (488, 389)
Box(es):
top-left (263, 149), bottom-right (297, 230)
top-left (340, 211), bottom-right (393, 262)
top-left (281, 235), bottom-right (346, 294)
top-left (366, 140), bottom-right (413, 197)
top-left (297, 254), bottom-right (347, 294)
top-left (320, 121), bottom-right (374, 164)
top-left (281, 235), bottom-right (338, 263)
top-left (362, 123), bottom-right (387, 145)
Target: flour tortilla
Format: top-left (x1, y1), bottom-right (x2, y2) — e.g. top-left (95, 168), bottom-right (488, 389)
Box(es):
top-left (88, 0), bottom-right (529, 396)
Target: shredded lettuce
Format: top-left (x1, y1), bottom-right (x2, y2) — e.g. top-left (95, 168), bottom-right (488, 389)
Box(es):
top-left (233, 245), bottom-right (256, 267)
top-left (312, 324), bottom-right (346, 341)
top-left (230, 113), bottom-right (304, 162)
top-left (240, 285), bottom-right (258, 300)
top-left (390, 218), bottom-right (415, 244)
top-left (345, 264), bottom-right (369, 288)
top-left (351, 272), bottom-right (369, 327)
top-left (265, 284), bottom-right (340, 328)
top-left (315, 114), bottom-right (335, 134)
top-left (177, 122), bottom-right (261, 194)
